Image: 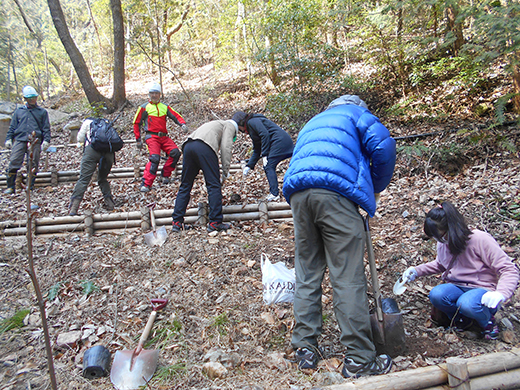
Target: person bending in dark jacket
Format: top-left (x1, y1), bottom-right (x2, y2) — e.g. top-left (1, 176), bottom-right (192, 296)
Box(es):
top-left (232, 111), bottom-right (294, 202)
top-left (282, 95), bottom-right (396, 378)
top-left (4, 86), bottom-right (51, 194)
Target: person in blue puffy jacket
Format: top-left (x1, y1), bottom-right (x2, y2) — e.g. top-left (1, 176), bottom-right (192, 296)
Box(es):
top-left (282, 95), bottom-right (396, 378)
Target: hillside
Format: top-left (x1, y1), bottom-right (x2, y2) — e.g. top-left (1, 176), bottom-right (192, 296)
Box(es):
top-left (0, 66), bottom-right (519, 390)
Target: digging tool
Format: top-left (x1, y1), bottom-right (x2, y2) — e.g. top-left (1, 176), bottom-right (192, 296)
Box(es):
top-left (364, 216), bottom-right (406, 357)
top-left (110, 298), bottom-right (168, 390)
top-left (144, 203), bottom-right (168, 246)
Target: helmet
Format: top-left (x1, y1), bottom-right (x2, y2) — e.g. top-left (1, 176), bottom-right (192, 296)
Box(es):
top-left (148, 82), bottom-right (161, 93)
top-left (22, 86), bottom-right (38, 98)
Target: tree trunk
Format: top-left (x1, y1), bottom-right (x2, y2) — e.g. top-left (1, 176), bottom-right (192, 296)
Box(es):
top-left (513, 53), bottom-right (520, 113)
top-left (46, 0), bottom-right (108, 107)
top-left (110, 0), bottom-right (127, 108)
top-left (445, 5), bottom-right (464, 56)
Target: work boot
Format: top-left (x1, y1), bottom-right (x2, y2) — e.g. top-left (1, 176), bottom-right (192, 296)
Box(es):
top-left (140, 185), bottom-right (151, 193)
top-left (68, 198), bottom-right (81, 216)
top-left (162, 177), bottom-right (170, 185)
top-left (104, 196), bottom-right (115, 211)
top-left (172, 221), bottom-right (192, 232)
top-left (5, 170), bottom-right (16, 194)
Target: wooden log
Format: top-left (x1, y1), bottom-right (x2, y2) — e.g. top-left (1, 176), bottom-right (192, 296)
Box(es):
top-left (33, 215), bottom-right (86, 226)
top-left (267, 210), bottom-right (293, 219)
top-left (84, 211), bottom-right (94, 236)
top-left (318, 347), bottom-right (520, 390)
top-left (446, 357), bottom-right (470, 390)
top-left (221, 204), bottom-right (259, 214)
top-left (424, 368), bottom-right (520, 390)
top-left (92, 220), bottom-right (142, 230)
top-left (2, 227), bottom-right (28, 236)
top-left (259, 201), bottom-right (268, 225)
top-left (223, 212), bottom-right (261, 222)
top-left (35, 223), bottom-right (85, 234)
top-left (92, 211), bottom-right (141, 222)
top-left (198, 202), bottom-right (209, 226)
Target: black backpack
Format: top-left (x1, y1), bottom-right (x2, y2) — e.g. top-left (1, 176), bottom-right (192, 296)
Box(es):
top-left (89, 117), bottom-right (124, 153)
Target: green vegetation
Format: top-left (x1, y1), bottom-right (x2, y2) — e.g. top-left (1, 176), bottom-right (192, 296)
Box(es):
top-left (210, 312), bottom-right (230, 336)
top-left (0, 309), bottom-right (30, 334)
top-left (79, 280), bottom-right (99, 296)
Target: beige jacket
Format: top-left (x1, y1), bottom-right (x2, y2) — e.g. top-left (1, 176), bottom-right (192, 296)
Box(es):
top-left (185, 120), bottom-right (237, 176)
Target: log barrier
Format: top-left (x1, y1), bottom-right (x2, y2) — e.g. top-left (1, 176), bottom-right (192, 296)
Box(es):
top-left (318, 347), bottom-right (520, 390)
top-left (0, 201), bottom-right (293, 237)
top-left (0, 163), bottom-right (244, 188)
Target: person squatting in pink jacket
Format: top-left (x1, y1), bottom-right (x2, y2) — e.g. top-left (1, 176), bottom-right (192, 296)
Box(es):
top-left (402, 201), bottom-right (519, 339)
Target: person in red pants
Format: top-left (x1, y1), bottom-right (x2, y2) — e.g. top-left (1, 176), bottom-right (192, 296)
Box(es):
top-left (133, 82), bottom-right (187, 192)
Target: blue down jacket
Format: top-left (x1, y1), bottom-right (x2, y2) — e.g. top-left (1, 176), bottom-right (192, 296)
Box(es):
top-left (282, 104), bottom-right (396, 217)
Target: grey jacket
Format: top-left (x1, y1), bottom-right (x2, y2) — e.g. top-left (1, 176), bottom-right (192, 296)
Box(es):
top-left (7, 104), bottom-right (51, 143)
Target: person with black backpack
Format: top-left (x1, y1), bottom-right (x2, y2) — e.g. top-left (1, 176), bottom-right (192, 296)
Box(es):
top-left (4, 86), bottom-right (51, 194)
top-left (68, 117), bottom-right (122, 216)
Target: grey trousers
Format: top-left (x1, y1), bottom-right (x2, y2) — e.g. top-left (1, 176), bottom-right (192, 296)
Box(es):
top-left (290, 188), bottom-right (376, 364)
top-left (7, 139), bottom-right (42, 173)
top-left (71, 145), bottom-right (114, 200)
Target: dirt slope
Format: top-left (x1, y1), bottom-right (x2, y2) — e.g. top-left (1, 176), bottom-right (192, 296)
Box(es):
top-left (0, 70), bottom-right (519, 390)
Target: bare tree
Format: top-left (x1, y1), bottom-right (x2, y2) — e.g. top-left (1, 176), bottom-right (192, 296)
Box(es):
top-left (46, 0), bottom-right (107, 106)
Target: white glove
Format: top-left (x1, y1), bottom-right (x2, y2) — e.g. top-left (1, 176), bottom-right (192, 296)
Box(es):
top-left (221, 172), bottom-right (230, 185)
top-left (262, 156), bottom-right (268, 167)
top-left (243, 166), bottom-right (251, 177)
top-left (5, 139), bottom-right (12, 149)
top-left (76, 142), bottom-right (84, 148)
top-left (481, 291), bottom-right (505, 309)
top-left (402, 267), bottom-right (418, 283)
top-left (181, 124), bottom-right (188, 133)
top-left (374, 193), bottom-right (381, 207)
top-left (42, 141), bottom-right (50, 152)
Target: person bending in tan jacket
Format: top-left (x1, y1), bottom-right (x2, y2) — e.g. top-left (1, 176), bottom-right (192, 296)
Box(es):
top-left (171, 119), bottom-right (238, 232)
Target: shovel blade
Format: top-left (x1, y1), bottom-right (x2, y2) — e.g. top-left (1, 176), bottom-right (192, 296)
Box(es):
top-left (370, 312), bottom-right (407, 358)
top-left (110, 349), bottom-right (159, 390)
top-left (144, 226), bottom-right (168, 247)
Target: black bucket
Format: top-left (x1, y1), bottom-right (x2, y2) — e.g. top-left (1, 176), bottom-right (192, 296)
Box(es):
top-left (83, 345), bottom-right (111, 379)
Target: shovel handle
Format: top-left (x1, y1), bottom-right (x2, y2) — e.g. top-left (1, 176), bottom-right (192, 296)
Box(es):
top-left (135, 310), bottom-right (157, 355)
top-left (364, 216), bottom-right (384, 323)
top-left (149, 207), bottom-right (157, 231)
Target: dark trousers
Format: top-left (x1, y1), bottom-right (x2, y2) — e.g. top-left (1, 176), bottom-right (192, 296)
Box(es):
top-left (71, 145), bottom-right (114, 200)
top-left (172, 140), bottom-right (223, 223)
top-left (264, 152), bottom-right (292, 196)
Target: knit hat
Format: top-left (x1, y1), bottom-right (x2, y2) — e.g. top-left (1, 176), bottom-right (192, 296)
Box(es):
top-left (232, 111), bottom-right (247, 126)
top-left (327, 95), bottom-right (368, 110)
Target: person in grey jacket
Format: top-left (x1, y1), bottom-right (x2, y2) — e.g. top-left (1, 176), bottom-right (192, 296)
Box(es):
top-left (171, 120), bottom-right (238, 232)
top-left (68, 119), bottom-right (116, 216)
top-left (4, 86), bottom-right (51, 194)
top-left (232, 111), bottom-right (294, 201)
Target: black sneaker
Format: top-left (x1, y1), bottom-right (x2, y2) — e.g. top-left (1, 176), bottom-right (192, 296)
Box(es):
top-left (481, 316), bottom-right (499, 340)
top-left (295, 347), bottom-right (320, 370)
top-left (172, 221), bottom-right (192, 232)
top-left (454, 315), bottom-right (474, 332)
top-left (342, 354), bottom-right (393, 378)
top-left (207, 221), bottom-right (231, 232)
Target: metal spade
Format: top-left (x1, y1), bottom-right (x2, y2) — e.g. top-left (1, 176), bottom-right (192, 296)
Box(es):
top-left (144, 203), bottom-right (168, 247)
top-left (110, 299), bottom-right (168, 390)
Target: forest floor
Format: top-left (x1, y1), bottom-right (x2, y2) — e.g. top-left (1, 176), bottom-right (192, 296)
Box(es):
top-left (0, 64), bottom-right (520, 390)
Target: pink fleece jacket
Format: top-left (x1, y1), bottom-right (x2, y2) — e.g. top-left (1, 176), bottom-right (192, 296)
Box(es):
top-left (415, 230), bottom-right (519, 301)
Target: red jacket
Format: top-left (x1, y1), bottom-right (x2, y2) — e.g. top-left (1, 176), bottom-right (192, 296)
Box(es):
top-left (133, 101), bottom-right (185, 139)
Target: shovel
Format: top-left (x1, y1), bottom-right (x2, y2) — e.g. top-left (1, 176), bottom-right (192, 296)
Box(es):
top-left (364, 216), bottom-right (407, 357)
top-left (110, 298), bottom-right (168, 390)
top-left (144, 203), bottom-right (168, 247)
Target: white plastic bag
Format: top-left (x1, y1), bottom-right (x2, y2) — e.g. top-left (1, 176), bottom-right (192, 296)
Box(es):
top-left (261, 253), bottom-right (295, 305)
